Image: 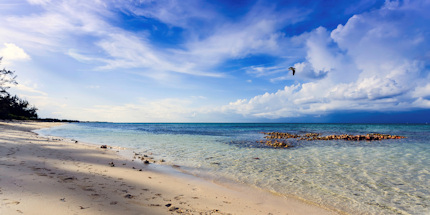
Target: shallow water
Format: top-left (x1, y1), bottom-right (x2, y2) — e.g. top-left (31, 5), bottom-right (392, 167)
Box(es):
top-left (37, 123), bottom-right (430, 214)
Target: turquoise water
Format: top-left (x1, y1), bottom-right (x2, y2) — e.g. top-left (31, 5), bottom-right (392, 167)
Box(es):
top-left (37, 123), bottom-right (430, 214)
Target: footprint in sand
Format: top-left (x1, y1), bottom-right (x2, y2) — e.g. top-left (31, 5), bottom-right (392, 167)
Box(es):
top-left (82, 187), bottom-right (95, 192)
top-left (3, 199), bottom-right (20, 205)
top-left (168, 206), bottom-right (180, 212)
top-left (62, 176), bottom-right (77, 182)
top-left (90, 193), bottom-right (100, 198)
top-left (124, 194), bottom-right (134, 199)
top-left (174, 195), bottom-right (184, 200)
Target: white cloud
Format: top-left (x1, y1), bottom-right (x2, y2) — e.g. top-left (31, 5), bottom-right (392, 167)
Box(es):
top-left (0, 0), bottom-right (303, 80)
top-left (246, 65), bottom-right (289, 78)
top-left (60, 0), bottom-right (306, 79)
top-left (1, 0), bottom-right (428, 122)
top-left (181, 6), bottom-right (304, 69)
top-left (14, 83), bottom-right (48, 96)
top-left (68, 33), bottom-right (224, 77)
top-left (19, 94), bottom-right (68, 119)
top-left (86, 85), bottom-right (100, 89)
top-left (411, 98), bottom-right (430, 109)
top-left (95, 33), bottom-right (164, 70)
top-left (221, 0), bottom-right (430, 119)
top-left (67, 50), bottom-right (100, 63)
top-left (115, 1), bottom-right (309, 78)
top-left (0, 0), bottom-right (112, 53)
top-left (185, 23), bottom-right (282, 62)
top-left (412, 83), bottom-right (430, 98)
top-left (0, 43), bottom-right (31, 65)
top-left (120, 0), bottom-right (218, 29)
top-left (57, 98), bottom-right (199, 122)
top-left (27, 0), bottom-right (51, 5)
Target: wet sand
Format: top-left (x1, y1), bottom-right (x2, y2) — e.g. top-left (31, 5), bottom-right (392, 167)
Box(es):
top-left (0, 121), bottom-right (337, 215)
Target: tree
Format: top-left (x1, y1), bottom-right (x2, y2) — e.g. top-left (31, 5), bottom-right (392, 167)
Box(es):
top-left (0, 57), bottom-right (38, 120)
top-left (0, 57), bottom-right (17, 96)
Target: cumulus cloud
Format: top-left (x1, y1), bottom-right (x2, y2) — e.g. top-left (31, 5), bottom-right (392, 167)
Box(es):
top-left (0, 43), bottom-right (31, 66)
top-left (221, 0), bottom-right (430, 118)
top-left (412, 83), bottom-right (430, 99)
top-left (1, 0), bottom-right (429, 121)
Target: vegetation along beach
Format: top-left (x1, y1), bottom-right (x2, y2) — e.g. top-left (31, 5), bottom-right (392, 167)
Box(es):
top-left (1, 0), bottom-right (430, 214)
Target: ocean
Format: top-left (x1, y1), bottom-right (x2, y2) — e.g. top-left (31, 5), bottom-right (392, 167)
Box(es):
top-left (36, 123), bottom-right (430, 215)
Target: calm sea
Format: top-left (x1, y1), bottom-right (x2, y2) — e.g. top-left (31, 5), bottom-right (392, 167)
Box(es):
top-left (36, 123), bottom-right (430, 215)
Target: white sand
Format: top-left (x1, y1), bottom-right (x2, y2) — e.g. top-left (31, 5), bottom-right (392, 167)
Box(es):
top-left (0, 121), bottom-right (338, 215)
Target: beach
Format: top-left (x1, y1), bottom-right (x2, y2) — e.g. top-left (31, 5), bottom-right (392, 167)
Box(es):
top-left (0, 121), bottom-right (336, 215)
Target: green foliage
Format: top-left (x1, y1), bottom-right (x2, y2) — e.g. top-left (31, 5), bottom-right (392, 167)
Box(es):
top-left (0, 57), bottom-right (38, 120)
top-left (0, 58), bottom-right (17, 96)
top-left (0, 95), bottom-right (38, 119)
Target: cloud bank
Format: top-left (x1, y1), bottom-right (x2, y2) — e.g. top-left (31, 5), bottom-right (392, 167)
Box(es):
top-left (221, 0), bottom-right (430, 120)
top-left (0, 0), bottom-right (429, 122)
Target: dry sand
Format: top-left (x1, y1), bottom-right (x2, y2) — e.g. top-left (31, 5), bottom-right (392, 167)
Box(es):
top-left (0, 121), bottom-right (337, 215)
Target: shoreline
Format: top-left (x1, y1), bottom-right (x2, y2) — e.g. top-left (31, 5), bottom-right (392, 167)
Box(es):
top-left (0, 121), bottom-right (338, 215)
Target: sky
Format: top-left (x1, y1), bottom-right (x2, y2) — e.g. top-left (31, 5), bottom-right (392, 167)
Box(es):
top-left (0, 0), bottom-right (429, 123)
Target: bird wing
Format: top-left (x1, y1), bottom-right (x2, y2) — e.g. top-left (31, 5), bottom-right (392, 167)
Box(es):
top-left (288, 67), bottom-right (296, 75)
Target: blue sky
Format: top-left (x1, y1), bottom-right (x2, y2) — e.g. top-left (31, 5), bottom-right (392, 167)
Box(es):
top-left (0, 0), bottom-right (429, 122)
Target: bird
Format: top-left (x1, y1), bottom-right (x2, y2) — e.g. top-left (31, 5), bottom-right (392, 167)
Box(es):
top-left (288, 67), bottom-right (296, 75)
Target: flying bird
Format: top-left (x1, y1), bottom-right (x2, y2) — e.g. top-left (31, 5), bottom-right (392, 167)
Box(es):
top-left (288, 67), bottom-right (296, 75)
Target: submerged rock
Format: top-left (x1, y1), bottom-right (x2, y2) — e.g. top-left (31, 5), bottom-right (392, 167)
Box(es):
top-left (259, 131), bottom-right (406, 148)
top-left (257, 139), bottom-right (293, 148)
